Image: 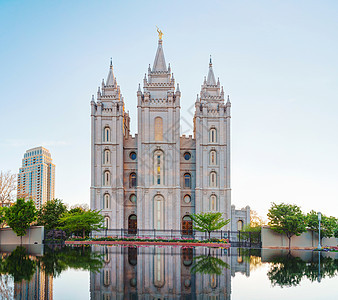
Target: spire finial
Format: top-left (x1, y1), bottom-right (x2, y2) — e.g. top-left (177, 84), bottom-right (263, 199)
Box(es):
top-left (210, 55), bottom-right (212, 66)
top-left (156, 26), bottom-right (163, 40)
top-left (110, 57), bottom-right (113, 67)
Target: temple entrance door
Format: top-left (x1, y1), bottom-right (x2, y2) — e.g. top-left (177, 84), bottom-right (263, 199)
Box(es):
top-left (128, 214), bottom-right (137, 235)
top-left (182, 215), bottom-right (193, 236)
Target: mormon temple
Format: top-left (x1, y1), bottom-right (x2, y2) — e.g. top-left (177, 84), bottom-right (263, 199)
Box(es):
top-left (90, 33), bottom-right (249, 232)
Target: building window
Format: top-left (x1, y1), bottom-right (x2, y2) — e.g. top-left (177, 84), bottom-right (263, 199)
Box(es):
top-left (184, 173), bottom-right (191, 188)
top-left (104, 150), bottom-right (110, 164)
top-left (154, 150), bottom-right (164, 185)
top-left (209, 128), bottom-right (217, 143)
top-left (209, 172), bottom-right (217, 187)
top-left (154, 117), bottom-right (163, 141)
top-left (103, 269), bottom-right (111, 286)
top-left (104, 194), bottom-right (110, 209)
top-left (210, 150), bottom-right (217, 165)
top-left (237, 220), bottom-right (243, 231)
top-left (128, 215), bottom-right (137, 235)
top-left (154, 248), bottom-right (165, 288)
top-left (104, 216), bottom-right (110, 229)
top-left (130, 172), bottom-right (137, 188)
top-left (154, 195), bottom-right (164, 230)
top-left (129, 151), bottom-right (137, 160)
top-left (183, 194), bottom-right (191, 204)
top-left (104, 171), bottom-right (110, 186)
top-left (130, 194), bottom-right (137, 203)
top-left (183, 152), bottom-right (191, 160)
top-left (209, 195), bottom-right (217, 211)
top-left (104, 127), bottom-right (111, 142)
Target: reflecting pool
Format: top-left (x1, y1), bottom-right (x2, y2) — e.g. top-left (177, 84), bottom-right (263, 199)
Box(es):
top-left (0, 245), bottom-right (337, 299)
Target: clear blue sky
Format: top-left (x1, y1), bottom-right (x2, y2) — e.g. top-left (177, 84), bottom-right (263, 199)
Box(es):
top-left (1, 0), bottom-right (337, 218)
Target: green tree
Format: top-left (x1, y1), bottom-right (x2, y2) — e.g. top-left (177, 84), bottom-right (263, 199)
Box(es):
top-left (190, 212), bottom-right (230, 240)
top-left (37, 199), bottom-right (67, 230)
top-left (6, 199), bottom-right (37, 243)
top-left (58, 209), bottom-right (104, 238)
top-left (307, 210), bottom-right (337, 240)
top-left (0, 206), bottom-right (8, 228)
top-left (267, 202), bottom-right (306, 250)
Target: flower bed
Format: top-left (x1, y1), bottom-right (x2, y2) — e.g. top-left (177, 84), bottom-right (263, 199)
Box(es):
top-left (65, 236), bottom-right (230, 247)
top-left (321, 246), bottom-right (338, 252)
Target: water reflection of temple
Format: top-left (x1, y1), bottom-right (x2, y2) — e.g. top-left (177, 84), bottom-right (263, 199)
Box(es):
top-left (90, 246), bottom-right (249, 299)
top-left (14, 267), bottom-right (53, 300)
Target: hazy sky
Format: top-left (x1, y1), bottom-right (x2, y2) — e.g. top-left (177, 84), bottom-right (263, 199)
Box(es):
top-left (1, 0), bottom-right (337, 218)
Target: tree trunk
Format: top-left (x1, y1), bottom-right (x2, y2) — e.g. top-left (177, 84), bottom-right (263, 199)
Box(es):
top-left (208, 231), bottom-right (211, 241)
top-left (20, 236), bottom-right (22, 245)
top-left (288, 236), bottom-right (291, 250)
top-left (83, 229), bottom-right (85, 238)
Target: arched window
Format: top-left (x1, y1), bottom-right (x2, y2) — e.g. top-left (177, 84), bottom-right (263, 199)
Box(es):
top-left (184, 173), bottom-right (191, 188)
top-left (182, 248), bottom-right (193, 266)
top-left (104, 127), bottom-right (111, 142)
top-left (182, 215), bottom-right (193, 236)
top-left (154, 195), bottom-right (164, 230)
top-left (154, 150), bottom-right (164, 185)
top-left (103, 269), bottom-right (111, 286)
top-left (103, 194), bottom-right (110, 210)
top-left (104, 150), bottom-right (110, 164)
top-left (237, 220), bottom-right (243, 231)
top-left (104, 246), bottom-right (110, 263)
top-left (154, 248), bottom-right (165, 288)
top-left (128, 214), bottom-right (137, 235)
top-left (154, 117), bottom-right (163, 141)
top-left (210, 274), bottom-right (217, 289)
top-left (210, 150), bottom-right (217, 165)
top-left (104, 171), bottom-right (110, 186)
top-left (128, 247), bottom-right (137, 266)
top-left (209, 128), bottom-right (217, 143)
top-left (209, 172), bottom-right (217, 187)
top-left (104, 216), bottom-right (110, 229)
top-left (130, 172), bottom-right (137, 188)
top-left (209, 195), bottom-right (217, 211)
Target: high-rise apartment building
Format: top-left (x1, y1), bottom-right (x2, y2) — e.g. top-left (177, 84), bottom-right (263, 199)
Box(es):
top-left (17, 146), bottom-right (55, 208)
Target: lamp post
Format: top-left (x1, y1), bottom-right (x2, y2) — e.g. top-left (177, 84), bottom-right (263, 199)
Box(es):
top-left (318, 212), bottom-right (322, 250)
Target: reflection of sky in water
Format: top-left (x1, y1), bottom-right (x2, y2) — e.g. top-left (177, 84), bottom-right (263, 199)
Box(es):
top-left (53, 270), bottom-right (89, 300)
top-left (232, 263), bottom-right (338, 300)
top-left (1, 246), bottom-right (337, 299)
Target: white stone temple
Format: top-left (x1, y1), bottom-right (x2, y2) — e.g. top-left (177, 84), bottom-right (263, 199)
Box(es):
top-left (90, 34), bottom-right (249, 232)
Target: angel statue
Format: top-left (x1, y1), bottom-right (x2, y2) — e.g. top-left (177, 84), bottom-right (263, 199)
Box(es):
top-left (156, 26), bottom-right (163, 40)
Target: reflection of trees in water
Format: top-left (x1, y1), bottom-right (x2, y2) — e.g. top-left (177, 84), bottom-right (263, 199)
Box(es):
top-left (0, 245), bottom-right (104, 284)
top-left (268, 253), bottom-right (338, 287)
top-left (38, 245), bottom-right (104, 277)
top-left (0, 247), bottom-right (36, 282)
top-left (191, 254), bottom-right (229, 275)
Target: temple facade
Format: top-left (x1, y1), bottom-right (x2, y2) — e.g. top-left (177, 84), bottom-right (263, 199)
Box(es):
top-left (90, 36), bottom-right (249, 231)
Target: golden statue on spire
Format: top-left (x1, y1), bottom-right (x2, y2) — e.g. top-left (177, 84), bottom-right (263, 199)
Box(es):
top-left (156, 26), bottom-right (163, 40)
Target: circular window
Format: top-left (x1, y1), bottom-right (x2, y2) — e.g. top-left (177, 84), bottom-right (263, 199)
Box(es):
top-left (130, 278), bottom-right (137, 287)
top-left (183, 152), bottom-right (191, 160)
top-left (129, 152), bottom-right (137, 160)
top-left (130, 194), bottom-right (137, 203)
top-left (183, 195), bottom-right (191, 204)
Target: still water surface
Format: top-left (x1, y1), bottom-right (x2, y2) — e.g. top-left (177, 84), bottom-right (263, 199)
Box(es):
top-left (0, 245), bottom-right (337, 299)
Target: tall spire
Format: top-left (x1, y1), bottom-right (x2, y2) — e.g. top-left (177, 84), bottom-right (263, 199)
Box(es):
top-left (152, 39), bottom-right (167, 71)
top-left (207, 55), bottom-right (216, 85)
top-left (106, 58), bottom-right (115, 86)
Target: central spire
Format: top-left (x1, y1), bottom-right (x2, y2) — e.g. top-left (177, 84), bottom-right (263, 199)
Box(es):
top-left (152, 39), bottom-right (167, 72)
